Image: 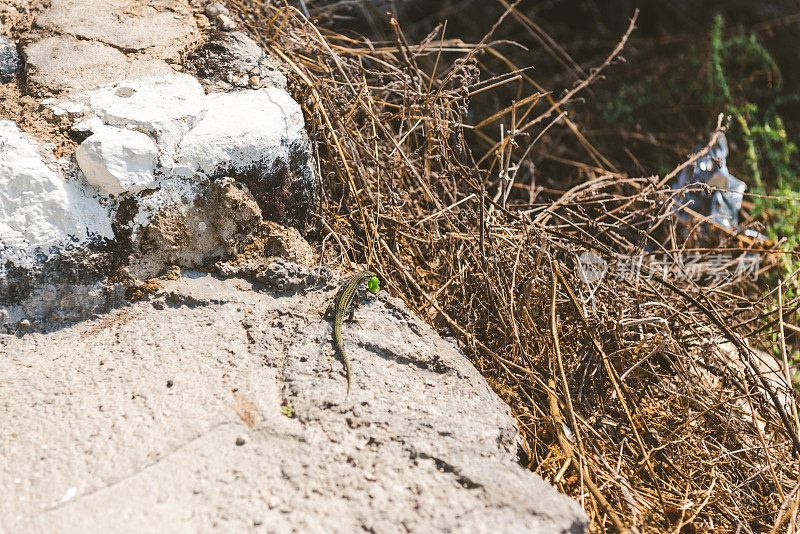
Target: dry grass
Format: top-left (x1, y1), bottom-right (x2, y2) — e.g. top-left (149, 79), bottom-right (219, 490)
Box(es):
top-left (229, 1), bottom-right (800, 531)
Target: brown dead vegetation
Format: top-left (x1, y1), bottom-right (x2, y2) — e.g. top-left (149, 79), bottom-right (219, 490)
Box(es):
top-left (230, 1), bottom-right (800, 531)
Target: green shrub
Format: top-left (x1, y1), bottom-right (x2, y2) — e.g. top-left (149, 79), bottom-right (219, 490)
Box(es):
top-left (707, 15), bottom-right (800, 291)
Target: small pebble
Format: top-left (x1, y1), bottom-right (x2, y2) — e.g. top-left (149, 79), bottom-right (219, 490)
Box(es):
top-left (248, 76), bottom-right (260, 88)
top-left (114, 87), bottom-right (136, 98)
top-left (218, 14), bottom-right (236, 31)
top-left (166, 380), bottom-right (174, 388)
top-left (206, 2), bottom-right (229, 16)
top-left (195, 13), bottom-right (210, 28)
top-left (235, 434), bottom-right (247, 446)
top-left (226, 72), bottom-right (248, 87)
top-left (0, 35), bottom-right (21, 83)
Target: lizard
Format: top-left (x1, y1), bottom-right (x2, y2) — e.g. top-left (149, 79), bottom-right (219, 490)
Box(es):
top-left (324, 270), bottom-right (380, 398)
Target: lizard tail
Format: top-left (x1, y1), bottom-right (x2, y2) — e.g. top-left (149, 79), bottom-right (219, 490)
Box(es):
top-left (344, 360), bottom-right (351, 400)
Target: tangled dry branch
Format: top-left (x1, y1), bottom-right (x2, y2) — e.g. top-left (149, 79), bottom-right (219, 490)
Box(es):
top-left (231, 1), bottom-right (800, 531)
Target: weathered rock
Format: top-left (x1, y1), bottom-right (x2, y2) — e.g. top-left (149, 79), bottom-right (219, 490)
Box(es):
top-left (0, 267), bottom-right (588, 533)
top-left (1, 275), bottom-right (125, 330)
top-left (23, 36), bottom-right (174, 93)
top-left (0, 69), bottom-right (319, 301)
top-left (190, 31), bottom-right (287, 90)
top-left (54, 73), bottom-right (317, 230)
top-left (204, 2), bottom-right (230, 18)
top-left (5, 0), bottom-right (318, 309)
top-left (25, 0), bottom-right (198, 93)
top-left (75, 122), bottom-right (159, 195)
top-left (35, 0), bottom-right (198, 57)
top-left (217, 13), bottom-right (236, 31)
top-left (0, 35), bottom-right (21, 83)
top-left (0, 1), bottom-right (30, 36)
top-left (0, 120), bottom-right (113, 271)
top-left (129, 177), bottom-right (314, 279)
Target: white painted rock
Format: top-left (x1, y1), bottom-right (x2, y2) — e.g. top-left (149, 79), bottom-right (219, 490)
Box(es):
top-left (48, 73), bottom-right (315, 232)
top-left (0, 121), bottom-right (113, 269)
top-left (7, 68), bottom-right (315, 305)
top-left (82, 74), bottom-right (207, 159)
top-left (76, 123), bottom-right (158, 196)
top-left (176, 88), bottom-right (307, 175)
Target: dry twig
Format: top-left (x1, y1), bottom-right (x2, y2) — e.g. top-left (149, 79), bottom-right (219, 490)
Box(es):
top-left (229, 2), bottom-right (800, 531)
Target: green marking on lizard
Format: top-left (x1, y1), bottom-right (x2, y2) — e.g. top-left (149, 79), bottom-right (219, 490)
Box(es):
top-left (324, 270), bottom-right (379, 398)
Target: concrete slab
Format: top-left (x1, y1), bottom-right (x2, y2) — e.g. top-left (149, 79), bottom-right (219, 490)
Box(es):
top-left (0, 268), bottom-right (589, 533)
top-left (24, 36), bottom-right (174, 93)
top-left (35, 0), bottom-right (198, 57)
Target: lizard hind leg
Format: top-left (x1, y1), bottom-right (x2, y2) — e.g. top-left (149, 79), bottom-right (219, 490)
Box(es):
top-left (345, 296), bottom-right (365, 322)
top-left (345, 307), bottom-right (366, 326)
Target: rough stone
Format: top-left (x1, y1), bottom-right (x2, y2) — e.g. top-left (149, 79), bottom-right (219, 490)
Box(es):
top-left (177, 88), bottom-right (305, 176)
top-left (0, 35), bottom-right (21, 83)
top-left (194, 13), bottom-right (210, 28)
top-left (23, 36), bottom-right (174, 93)
top-left (217, 13), bottom-right (236, 31)
top-left (0, 268), bottom-right (588, 533)
top-left (0, 120), bottom-right (113, 270)
top-left (129, 177), bottom-right (314, 279)
top-left (190, 31), bottom-right (287, 90)
top-left (75, 122), bottom-right (158, 196)
top-left (35, 0), bottom-right (198, 58)
top-left (3, 5), bottom-right (316, 307)
top-left (78, 74), bottom-right (207, 159)
top-left (0, 1), bottom-right (30, 36)
top-left (205, 2), bottom-right (229, 17)
top-left (1, 278), bottom-right (125, 330)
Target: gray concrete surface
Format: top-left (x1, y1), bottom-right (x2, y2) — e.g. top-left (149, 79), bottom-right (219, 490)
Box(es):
top-left (24, 35), bottom-right (175, 93)
top-left (35, 0), bottom-right (198, 56)
top-left (0, 265), bottom-right (588, 533)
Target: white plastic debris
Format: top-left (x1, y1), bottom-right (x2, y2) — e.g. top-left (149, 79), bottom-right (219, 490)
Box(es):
top-left (673, 132), bottom-right (746, 230)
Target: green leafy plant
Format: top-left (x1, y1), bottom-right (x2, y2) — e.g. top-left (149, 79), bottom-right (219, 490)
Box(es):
top-left (705, 15), bottom-right (800, 368)
top-left (707, 15), bottom-right (800, 293)
top-left (281, 403), bottom-right (294, 418)
top-left (600, 15), bottom-right (800, 363)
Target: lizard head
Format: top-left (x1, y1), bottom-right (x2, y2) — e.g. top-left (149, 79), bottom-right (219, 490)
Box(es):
top-left (367, 276), bottom-right (380, 294)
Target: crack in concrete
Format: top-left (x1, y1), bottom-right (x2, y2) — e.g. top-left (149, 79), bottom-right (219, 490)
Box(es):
top-left (35, 420), bottom-right (235, 515)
